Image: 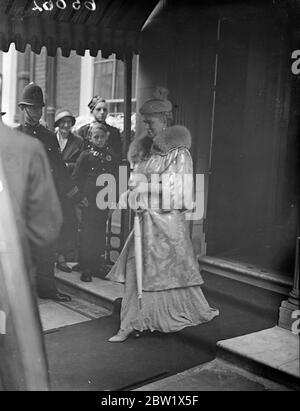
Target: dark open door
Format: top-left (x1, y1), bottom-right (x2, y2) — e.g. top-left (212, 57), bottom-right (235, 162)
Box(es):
top-left (206, 10), bottom-right (298, 276)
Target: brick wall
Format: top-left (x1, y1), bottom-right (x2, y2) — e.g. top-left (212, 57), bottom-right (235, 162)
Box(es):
top-left (34, 49), bottom-right (81, 117)
top-left (56, 51), bottom-right (81, 116)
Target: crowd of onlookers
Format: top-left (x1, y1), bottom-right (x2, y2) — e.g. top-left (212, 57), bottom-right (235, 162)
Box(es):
top-left (2, 83), bottom-right (125, 302)
top-left (53, 95), bottom-right (124, 284)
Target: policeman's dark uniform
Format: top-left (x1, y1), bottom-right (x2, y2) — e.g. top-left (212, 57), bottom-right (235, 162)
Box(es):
top-left (73, 143), bottom-right (117, 279)
top-left (17, 83), bottom-right (80, 300)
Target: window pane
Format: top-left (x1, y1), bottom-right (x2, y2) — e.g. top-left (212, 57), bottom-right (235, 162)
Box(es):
top-left (94, 61), bottom-right (113, 99)
top-left (114, 55), bottom-right (138, 100)
top-left (114, 60), bottom-right (124, 100)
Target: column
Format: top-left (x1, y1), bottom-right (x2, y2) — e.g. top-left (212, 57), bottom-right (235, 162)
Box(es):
top-left (120, 53), bottom-right (133, 246)
top-left (1, 44), bottom-right (18, 126)
top-left (79, 51), bottom-right (94, 116)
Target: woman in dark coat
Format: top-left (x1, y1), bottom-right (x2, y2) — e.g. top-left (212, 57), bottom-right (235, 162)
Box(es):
top-left (54, 109), bottom-right (84, 272)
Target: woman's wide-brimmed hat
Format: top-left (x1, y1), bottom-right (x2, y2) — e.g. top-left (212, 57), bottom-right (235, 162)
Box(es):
top-left (139, 98), bottom-right (172, 115)
top-left (54, 108), bottom-right (76, 127)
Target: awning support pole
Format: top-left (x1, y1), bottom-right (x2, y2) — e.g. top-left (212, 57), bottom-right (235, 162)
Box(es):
top-left (120, 52), bottom-right (133, 245)
top-left (16, 47), bottom-right (31, 124)
top-left (45, 55), bottom-right (57, 131)
top-left (123, 52), bottom-right (132, 159)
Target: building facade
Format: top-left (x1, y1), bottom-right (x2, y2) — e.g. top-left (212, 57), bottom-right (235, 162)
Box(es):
top-left (0, 46), bottom-right (138, 129)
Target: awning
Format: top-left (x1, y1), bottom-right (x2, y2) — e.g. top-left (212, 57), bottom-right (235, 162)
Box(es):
top-left (0, 0), bottom-right (160, 58)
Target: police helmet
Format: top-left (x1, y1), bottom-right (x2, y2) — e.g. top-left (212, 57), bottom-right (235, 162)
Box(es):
top-left (18, 82), bottom-right (45, 107)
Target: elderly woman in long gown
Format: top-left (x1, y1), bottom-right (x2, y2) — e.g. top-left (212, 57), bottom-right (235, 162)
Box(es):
top-left (107, 95), bottom-right (219, 342)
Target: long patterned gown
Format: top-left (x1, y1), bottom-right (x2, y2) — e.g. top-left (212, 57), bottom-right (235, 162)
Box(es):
top-left (107, 143), bottom-right (219, 333)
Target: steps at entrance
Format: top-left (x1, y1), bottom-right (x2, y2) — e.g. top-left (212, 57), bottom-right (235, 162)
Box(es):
top-left (39, 295), bottom-right (111, 332)
top-left (55, 270), bottom-right (124, 311)
top-left (136, 359), bottom-right (291, 391)
top-left (217, 327), bottom-right (300, 390)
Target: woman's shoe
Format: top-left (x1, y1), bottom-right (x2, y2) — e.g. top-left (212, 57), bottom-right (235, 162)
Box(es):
top-left (56, 262), bottom-right (72, 273)
top-left (72, 263), bottom-right (81, 272)
top-left (108, 329), bottom-right (132, 343)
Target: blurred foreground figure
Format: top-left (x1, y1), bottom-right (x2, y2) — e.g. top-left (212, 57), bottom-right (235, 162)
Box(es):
top-left (0, 122), bottom-right (62, 290)
top-left (0, 122), bottom-right (62, 390)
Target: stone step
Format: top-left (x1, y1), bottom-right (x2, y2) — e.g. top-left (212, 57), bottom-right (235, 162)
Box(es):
top-left (55, 269), bottom-right (124, 312)
top-left (39, 294), bottom-right (111, 333)
top-left (136, 359), bottom-right (291, 391)
top-left (216, 326), bottom-right (300, 390)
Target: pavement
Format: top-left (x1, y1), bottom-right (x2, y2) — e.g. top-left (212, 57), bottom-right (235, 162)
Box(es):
top-left (52, 268), bottom-right (300, 391)
top-left (38, 292), bottom-right (112, 332)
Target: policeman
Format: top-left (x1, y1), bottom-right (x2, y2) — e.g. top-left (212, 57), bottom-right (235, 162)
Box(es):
top-left (73, 122), bottom-right (118, 282)
top-left (16, 83), bottom-right (81, 302)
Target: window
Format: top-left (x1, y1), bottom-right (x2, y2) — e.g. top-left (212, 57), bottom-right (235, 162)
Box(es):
top-left (93, 52), bottom-right (139, 114)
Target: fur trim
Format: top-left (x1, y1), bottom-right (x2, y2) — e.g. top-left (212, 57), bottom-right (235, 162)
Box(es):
top-left (128, 125), bottom-right (192, 164)
top-left (127, 135), bottom-right (153, 164)
top-left (153, 125), bottom-right (192, 153)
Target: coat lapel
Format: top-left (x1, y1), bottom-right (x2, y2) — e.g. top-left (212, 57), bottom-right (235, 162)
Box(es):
top-left (61, 133), bottom-right (79, 161)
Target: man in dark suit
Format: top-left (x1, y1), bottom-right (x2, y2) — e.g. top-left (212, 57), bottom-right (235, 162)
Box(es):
top-left (77, 97), bottom-right (122, 164)
top-left (16, 83), bottom-right (82, 302)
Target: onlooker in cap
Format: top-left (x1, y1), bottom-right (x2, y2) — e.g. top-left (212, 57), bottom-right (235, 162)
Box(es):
top-left (77, 97), bottom-right (122, 164)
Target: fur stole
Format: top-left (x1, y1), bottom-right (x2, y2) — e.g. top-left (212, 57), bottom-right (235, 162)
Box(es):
top-left (128, 125), bottom-right (192, 164)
